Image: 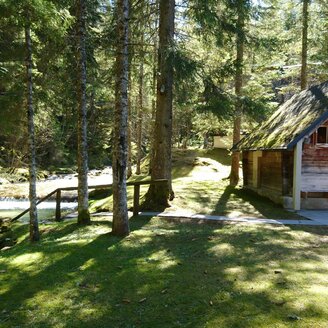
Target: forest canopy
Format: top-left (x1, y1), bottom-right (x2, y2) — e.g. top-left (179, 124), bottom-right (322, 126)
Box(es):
top-left (0, 0), bottom-right (327, 170)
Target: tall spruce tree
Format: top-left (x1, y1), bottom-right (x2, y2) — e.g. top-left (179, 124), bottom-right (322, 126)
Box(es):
top-left (76, 0), bottom-right (91, 224)
top-left (0, 0), bottom-right (70, 241)
top-left (135, 35), bottom-right (144, 175)
top-left (142, 0), bottom-right (175, 210)
top-left (301, 0), bottom-right (309, 90)
top-left (112, 0), bottom-right (130, 236)
top-left (25, 10), bottom-right (40, 242)
top-left (230, 0), bottom-right (246, 187)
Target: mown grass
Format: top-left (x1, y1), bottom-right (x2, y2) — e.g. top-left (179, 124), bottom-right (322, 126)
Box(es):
top-left (90, 148), bottom-right (303, 220)
top-left (1, 217), bottom-right (328, 327)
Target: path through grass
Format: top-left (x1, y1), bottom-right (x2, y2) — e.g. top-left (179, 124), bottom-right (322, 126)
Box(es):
top-left (91, 149), bottom-right (303, 220)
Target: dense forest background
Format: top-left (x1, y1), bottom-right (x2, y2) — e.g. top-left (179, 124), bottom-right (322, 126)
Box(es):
top-left (0, 0), bottom-right (327, 170)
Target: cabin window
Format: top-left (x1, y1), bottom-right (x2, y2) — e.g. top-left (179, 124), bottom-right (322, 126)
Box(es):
top-left (317, 126), bottom-right (328, 143)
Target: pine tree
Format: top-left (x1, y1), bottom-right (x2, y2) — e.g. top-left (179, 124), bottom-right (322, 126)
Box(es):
top-left (230, 0), bottom-right (245, 187)
top-left (135, 35), bottom-right (144, 175)
top-left (25, 10), bottom-right (40, 242)
top-left (301, 0), bottom-right (309, 90)
top-left (142, 0), bottom-right (175, 210)
top-left (112, 0), bottom-right (130, 236)
top-left (76, 0), bottom-right (91, 224)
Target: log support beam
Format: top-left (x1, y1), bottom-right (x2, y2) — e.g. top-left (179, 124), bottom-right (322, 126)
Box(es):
top-left (55, 189), bottom-right (62, 221)
top-left (293, 140), bottom-right (303, 211)
top-left (252, 151), bottom-right (262, 188)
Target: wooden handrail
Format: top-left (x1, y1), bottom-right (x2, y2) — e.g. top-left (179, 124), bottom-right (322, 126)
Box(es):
top-left (11, 179), bottom-right (168, 222)
top-left (59, 179), bottom-right (168, 191)
top-left (11, 189), bottom-right (58, 222)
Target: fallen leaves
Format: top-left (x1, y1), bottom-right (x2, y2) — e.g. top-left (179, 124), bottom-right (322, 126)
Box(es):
top-left (138, 298), bottom-right (147, 303)
top-left (121, 298), bottom-right (131, 304)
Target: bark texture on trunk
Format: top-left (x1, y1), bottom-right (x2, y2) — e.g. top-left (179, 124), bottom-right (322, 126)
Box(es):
top-left (112, 0), bottom-right (130, 236)
top-left (76, 0), bottom-right (90, 224)
top-left (127, 94), bottom-right (133, 178)
top-left (301, 0), bottom-right (309, 91)
top-left (127, 5), bottom-right (133, 179)
top-left (230, 7), bottom-right (244, 187)
top-left (142, 0), bottom-right (175, 210)
top-left (148, 0), bottom-right (159, 176)
top-left (25, 20), bottom-right (40, 242)
top-left (136, 41), bottom-right (144, 175)
top-left (127, 74), bottom-right (133, 179)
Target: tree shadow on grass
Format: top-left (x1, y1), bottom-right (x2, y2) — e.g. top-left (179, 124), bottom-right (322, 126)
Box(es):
top-left (0, 216), bottom-right (151, 309)
top-left (1, 216), bottom-right (328, 327)
top-left (213, 186), bottom-right (302, 220)
top-left (60, 219), bottom-right (328, 327)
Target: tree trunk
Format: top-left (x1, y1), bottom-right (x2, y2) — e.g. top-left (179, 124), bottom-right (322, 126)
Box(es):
top-left (142, 0), bottom-right (175, 210)
top-left (301, 0), bottom-right (309, 91)
top-left (112, 0), bottom-right (130, 236)
top-left (127, 1), bottom-right (133, 179)
top-left (76, 0), bottom-right (91, 224)
top-left (148, 0), bottom-right (159, 176)
top-left (230, 6), bottom-right (244, 187)
top-left (127, 93), bottom-right (133, 179)
top-left (25, 19), bottom-right (40, 242)
top-left (136, 40), bottom-right (144, 175)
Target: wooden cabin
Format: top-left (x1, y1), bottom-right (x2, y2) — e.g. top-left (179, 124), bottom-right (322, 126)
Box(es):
top-left (233, 81), bottom-right (328, 210)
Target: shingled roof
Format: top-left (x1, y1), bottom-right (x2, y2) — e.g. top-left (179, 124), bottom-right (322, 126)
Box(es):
top-left (234, 81), bottom-right (328, 151)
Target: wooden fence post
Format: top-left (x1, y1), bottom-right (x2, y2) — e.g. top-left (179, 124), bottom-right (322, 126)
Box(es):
top-left (133, 184), bottom-right (140, 216)
top-left (55, 189), bottom-right (61, 221)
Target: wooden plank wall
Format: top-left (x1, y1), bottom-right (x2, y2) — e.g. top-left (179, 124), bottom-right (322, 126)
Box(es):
top-left (282, 151), bottom-right (293, 196)
top-left (302, 144), bottom-right (328, 192)
top-left (303, 144), bottom-right (328, 174)
top-left (259, 151), bottom-right (283, 195)
top-left (242, 151), bottom-right (253, 187)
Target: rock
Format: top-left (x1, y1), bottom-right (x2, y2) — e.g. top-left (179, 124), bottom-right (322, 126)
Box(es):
top-left (0, 178), bottom-right (10, 185)
top-left (1, 246), bottom-right (12, 252)
top-left (89, 188), bottom-right (112, 200)
top-left (287, 314), bottom-right (301, 321)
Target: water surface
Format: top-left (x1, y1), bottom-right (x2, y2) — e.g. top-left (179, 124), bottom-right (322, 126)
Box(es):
top-left (0, 199), bottom-right (77, 223)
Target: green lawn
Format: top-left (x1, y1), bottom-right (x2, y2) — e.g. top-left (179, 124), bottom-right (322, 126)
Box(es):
top-left (91, 149), bottom-right (303, 220)
top-left (1, 217), bottom-right (328, 327)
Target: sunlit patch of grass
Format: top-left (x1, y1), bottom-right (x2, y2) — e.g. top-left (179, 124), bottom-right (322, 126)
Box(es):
top-left (90, 149), bottom-right (303, 220)
top-left (11, 252), bottom-right (44, 267)
top-left (3, 217), bottom-right (328, 327)
top-left (2, 218), bottom-right (327, 327)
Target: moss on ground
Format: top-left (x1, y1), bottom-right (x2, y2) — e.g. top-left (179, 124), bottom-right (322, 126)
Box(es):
top-left (1, 217), bottom-right (328, 327)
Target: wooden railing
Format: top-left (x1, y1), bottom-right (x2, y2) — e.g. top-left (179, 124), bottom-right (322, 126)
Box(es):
top-left (11, 179), bottom-right (168, 222)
